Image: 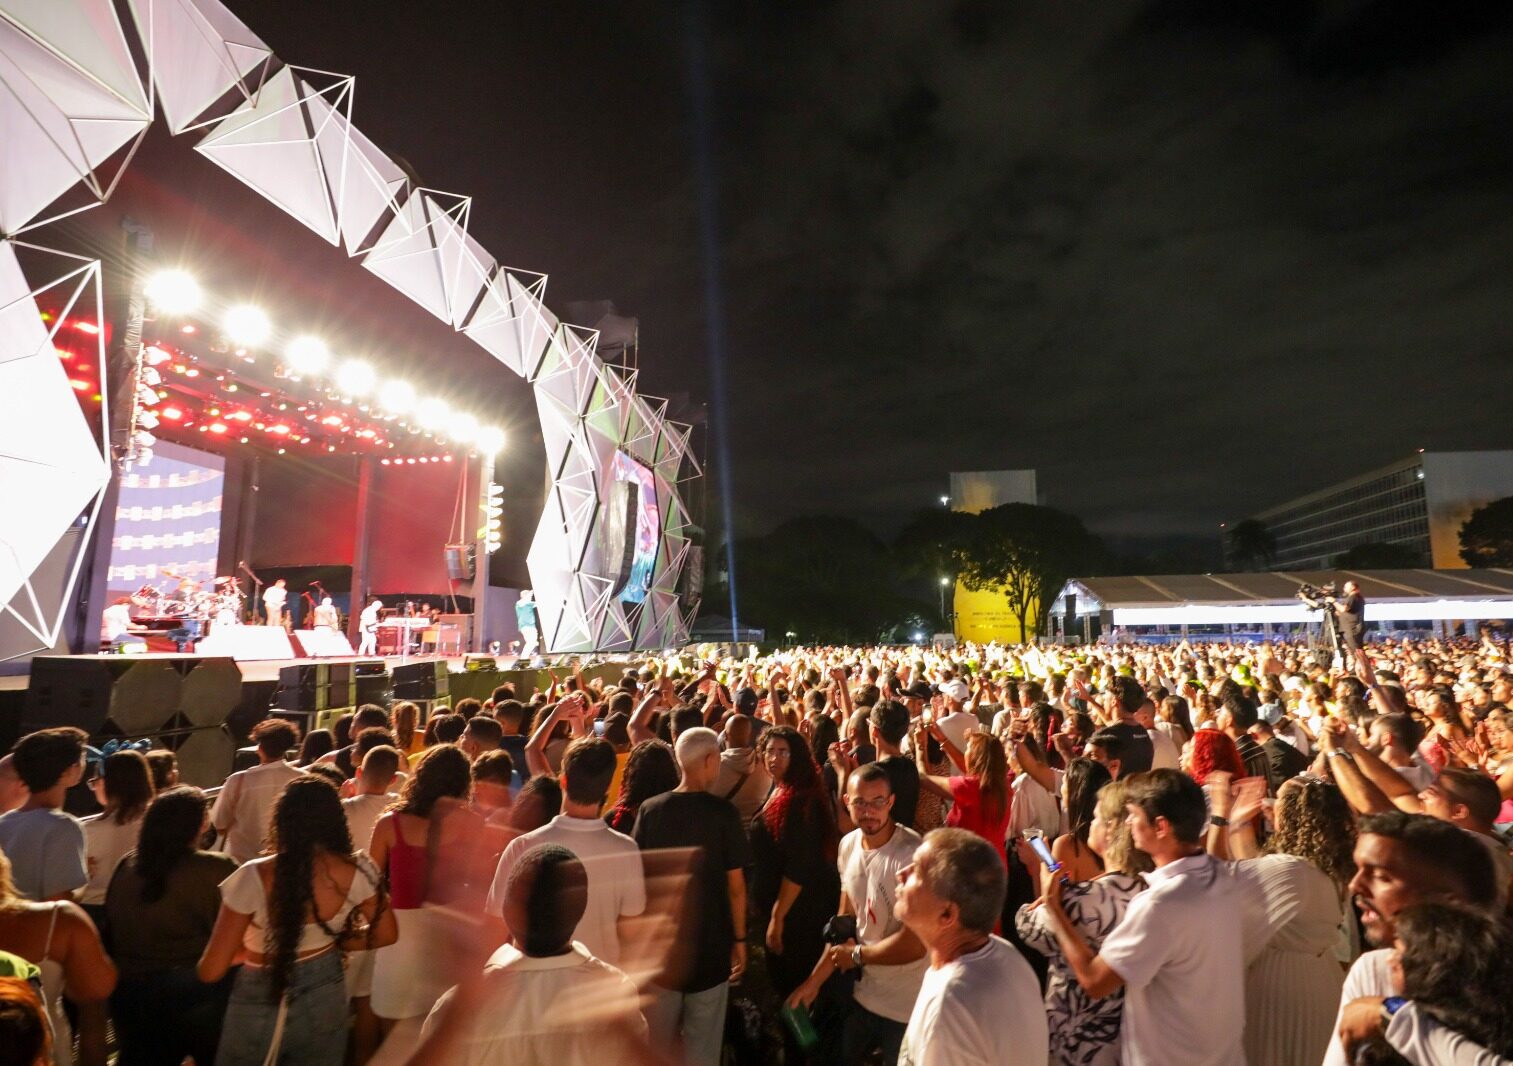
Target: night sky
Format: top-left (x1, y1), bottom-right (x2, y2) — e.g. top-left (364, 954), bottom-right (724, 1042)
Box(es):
top-left (100, 1), bottom-right (1513, 550)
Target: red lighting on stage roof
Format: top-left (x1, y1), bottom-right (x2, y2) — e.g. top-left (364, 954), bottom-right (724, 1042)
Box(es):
top-left (321, 415), bottom-right (342, 426)
top-left (271, 424), bottom-right (290, 435)
top-left (161, 407), bottom-right (183, 421)
top-left (418, 457), bottom-right (429, 463)
top-left (209, 423), bottom-right (228, 434)
top-left (443, 455), bottom-right (452, 462)
top-left (230, 411), bottom-right (252, 421)
top-left (381, 458), bottom-right (390, 465)
top-left (69, 378), bottom-right (89, 391)
top-left (185, 368), bottom-right (199, 377)
top-left (73, 321), bottom-right (100, 335)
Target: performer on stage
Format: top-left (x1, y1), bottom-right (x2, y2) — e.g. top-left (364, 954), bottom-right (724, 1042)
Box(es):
top-left (358, 598), bottom-right (383, 656)
top-left (516, 589), bottom-right (539, 659)
top-left (262, 578), bottom-right (288, 628)
top-left (101, 597), bottom-right (147, 651)
top-left (312, 596), bottom-right (340, 630)
top-left (1330, 579), bottom-right (1367, 670)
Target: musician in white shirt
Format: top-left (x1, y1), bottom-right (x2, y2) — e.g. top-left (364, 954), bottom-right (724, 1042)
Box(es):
top-left (262, 578), bottom-right (288, 627)
top-left (312, 596), bottom-right (340, 629)
top-left (358, 599), bottom-right (383, 656)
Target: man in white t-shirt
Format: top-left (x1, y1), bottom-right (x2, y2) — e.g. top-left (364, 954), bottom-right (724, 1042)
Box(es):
top-left (895, 828), bottom-right (1047, 1066)
top-left (1134, 700), bottom-right (1179, 770)
top-left (357, 599), bottom-right (383, 655)
top-left (1040, 768), bottom-right (1250, 1066)
top-left (1320, 810), bottom-right (1499, 1066)
top-left (210, 719), bottom-right (304, 863)
top-left (342, 745), bottom-right (399, 851)
top-left (933, 680), bottom-right (980, 753)
top-left (788, 763), bottom-right (925, 1063)
top-left (262, 578), bottom-right (288, 627)
top-left (486, 737), bottom-right (645, 967)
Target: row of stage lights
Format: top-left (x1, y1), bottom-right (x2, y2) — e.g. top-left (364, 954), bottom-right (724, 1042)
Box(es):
top-left (142, 270), bottom-right (506, 455)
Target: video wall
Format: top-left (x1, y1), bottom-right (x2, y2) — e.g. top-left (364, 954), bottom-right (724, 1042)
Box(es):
top-left (611, 450), bottom-right (659, 605)
top-left (105, 441), bottom-right (225, 604)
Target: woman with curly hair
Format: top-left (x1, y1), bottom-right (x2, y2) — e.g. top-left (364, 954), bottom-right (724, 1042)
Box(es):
top-left (604, 740), bottom-right (678, 835)
top-left (199, 776), bottom-right (395, 1065)
top-left (1206, 773), bottom-right (1356, 1066)
top-left (366, 744), bottom-right (486, 1029)
top-left (749, 725), bottom-right (840, 1016)
top-left (1183, 728), bottom-right (1246, 786)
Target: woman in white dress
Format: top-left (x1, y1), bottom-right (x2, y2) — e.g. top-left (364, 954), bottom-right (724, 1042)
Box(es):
top-left (81, 750), bottom-right (154, 923)
top-left (1017, 778), bottom-right (1152, 1066)
top-left (1207, 773), bottom-right (1357, 1066)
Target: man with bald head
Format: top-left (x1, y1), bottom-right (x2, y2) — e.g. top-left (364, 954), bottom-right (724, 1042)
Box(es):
top-left (635, 727), bottom-right (752, 1065)
top-left (710, 713), bottom-right (771, 823)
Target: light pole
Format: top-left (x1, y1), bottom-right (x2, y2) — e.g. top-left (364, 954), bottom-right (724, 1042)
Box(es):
top-left (939, 576), bottom-right (950, 628)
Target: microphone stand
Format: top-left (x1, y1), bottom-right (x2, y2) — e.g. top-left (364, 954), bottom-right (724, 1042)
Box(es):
top-left (239, 561), bottom-right (263, 625)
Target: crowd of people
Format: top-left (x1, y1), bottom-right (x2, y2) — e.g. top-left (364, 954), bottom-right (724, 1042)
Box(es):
top-left (0, 632), bottom-right (1511, 1065)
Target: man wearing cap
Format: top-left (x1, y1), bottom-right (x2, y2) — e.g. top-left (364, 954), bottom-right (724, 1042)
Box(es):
top-left (934, 679), bottom-right (980, 753)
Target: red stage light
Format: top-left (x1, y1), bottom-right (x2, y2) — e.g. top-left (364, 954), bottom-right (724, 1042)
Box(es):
top-left (209, 423), bottom-right (228, 434)
top-left (271, 424), bottom-right (290, 435)
top-left (381, 458), bottom-right (390, 465)
top-left (73, 321), bottom-right (100, 335)
top-left (418, 457), bottom-right (429, 463)
top-left (185, 368), bottom-right (200, 377)
top-left (321, 415), bottom-right (342, 426)
top-left (161, 407), bottom-right (183, 420)
top-left (442, 455), bottom-right (452, 462)
top-left (69, 378), bottom-right (89, 391)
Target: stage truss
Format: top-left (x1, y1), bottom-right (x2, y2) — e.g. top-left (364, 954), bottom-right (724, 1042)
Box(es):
top-left (0, 0), bottom-right (701, 658)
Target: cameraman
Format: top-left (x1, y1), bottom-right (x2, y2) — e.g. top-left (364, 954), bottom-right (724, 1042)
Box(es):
top-left (1331, 580), bottom-right (1367, 669)
top-left (787, 764), bottom-right (925, 1065)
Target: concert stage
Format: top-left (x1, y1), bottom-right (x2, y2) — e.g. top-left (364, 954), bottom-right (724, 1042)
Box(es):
top-left (1, 651), bottom-right (635, 789)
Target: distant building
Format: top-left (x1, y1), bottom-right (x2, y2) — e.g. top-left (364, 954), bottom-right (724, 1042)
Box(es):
top-left (946, 470), bottom-right (1039, 642)
top-left (1229, 451), bottom-right (1513, 570)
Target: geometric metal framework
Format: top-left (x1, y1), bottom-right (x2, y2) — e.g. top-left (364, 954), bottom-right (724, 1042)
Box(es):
top-left (0, 0), bottom-right (700, 656)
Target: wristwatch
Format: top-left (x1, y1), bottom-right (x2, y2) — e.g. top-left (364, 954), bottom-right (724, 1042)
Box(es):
top-left (1326, 750), bottom-right (1355, 762)
top-left (850, 945), bottom-right (865, 971)
top-left (1209, 814), bottom-right (1229, 827)
top-left (1381, 996), bottom-right (1408, 1029)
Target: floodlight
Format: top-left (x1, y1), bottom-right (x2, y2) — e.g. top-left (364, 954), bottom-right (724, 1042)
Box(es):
top-left (449, 412), bottom-right (478, 444)
top-left (476, 425), bottom-right (506, 454)
top-left (285, 335), bottom-right (330, 375)
top-left (939, 576), bottom-right (950, 587)
top-left (223, 304), bottom-right (272, 347)
top-left (378, 379), bottom-right (415, 414)
top-left (145, 270), bottom-right (200, 314)
top-left (336, 359), bottom-right (375, 397)
top-left (415, 397), bottom-right (449, 430)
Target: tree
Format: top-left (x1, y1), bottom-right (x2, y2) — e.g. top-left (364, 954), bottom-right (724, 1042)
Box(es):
top-left (1460, 496), bottom-right (1513, 567)
top-left (952, 504), bottom-right (1104, 639)
top-left (1226, 519), bottom-right (1277, 571)
top-left (1334, 541), bottom-right (1425, 569)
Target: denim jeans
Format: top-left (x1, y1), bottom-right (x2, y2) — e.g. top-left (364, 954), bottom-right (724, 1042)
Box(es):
top-left (645, 981), bottom-right (730, 1066)
top-left (113, 966), bottom-right (232, 1066)
top-left (215, 951), bottom-right (348, 1066)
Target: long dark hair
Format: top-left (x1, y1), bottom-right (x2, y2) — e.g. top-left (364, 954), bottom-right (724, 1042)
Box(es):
top-left (607, 740), bottom-right (678, 831)
top-left (392, 744), bottom-right (471, 818)
top-left (1062, 757), bottom-right (1111, 847)
top-left (1394, 903), bottom-right (1513, 1057)
top-left (807, 715), bottom-right (840, 768)
top-left (760, 726), bottom-right (837, 859)
top-left (99, 749), bottom-right (154, 825)
top-left (265, 777), bottom-right (381, 998)
top-left (131, 786), bottom-right (207, 904)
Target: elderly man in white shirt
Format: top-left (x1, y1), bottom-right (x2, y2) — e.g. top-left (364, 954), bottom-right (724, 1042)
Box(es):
top-left (210, 719), bottom-right (304, 862)
top-left (895, 828), bottom-right (1048, 1066)
top-left (418, 843), bottom-right (648, 1065)
top-left (933, 679), bottom-right (980, 753)
top-left (1039, 768), bottom-right (1252, 1066)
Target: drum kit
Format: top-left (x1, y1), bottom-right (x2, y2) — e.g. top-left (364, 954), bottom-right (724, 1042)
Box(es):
top-left (129, 574), bottom-right (246, 630)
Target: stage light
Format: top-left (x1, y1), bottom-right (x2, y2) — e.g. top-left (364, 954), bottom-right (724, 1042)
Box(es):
top-left (180, 324), bottom-right (196, 335)
top-left (136, 383), bottom-right (160, 408)
top-left (143, 346), bottom-right (172, 366)
top-left (336, 359), bottom-right (375, 397)
top-left (209, 422), bottom-right (228, 434)
top-left (476, 425), bottom-right (506, 454)
top-left (377, 379), bottom-right (415, 414)
top-left (415, 397), bottom-right (449, 430)
top-left (224, 304), bottom-right (272, 347)
top-left (145, 269), bottom-right (200, 314)
top-left (161, 406), bottom-right (183, 421)
top-left (73, 321), bottom-right (100, 335)
top-left (285, 335), bottom-right (329, 375)
top-left (449, 412), bottom-right (477, 444)
top-left (137, 410), bottom-right (160, 430)
top-left (140, 366), bottom-right (161, 386)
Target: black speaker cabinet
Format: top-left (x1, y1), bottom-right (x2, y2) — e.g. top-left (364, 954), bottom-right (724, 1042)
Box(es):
top-left (391, 659), bottom-right (448, 700)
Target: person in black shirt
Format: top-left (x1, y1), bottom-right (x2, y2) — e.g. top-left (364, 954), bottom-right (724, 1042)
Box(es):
top-left (1219, 693), bottom-right (1276, 793)
top-left (1251, 719), bottom-right (1310, 783)
top-left (633, 727), bottom-right (751, 1065)
top-left (1098, 676), bottom-right (1155, 776)
top-left (1331, 580), bottom-right (1367, 669)
top-left (869, 701), bottom-right (919, 831)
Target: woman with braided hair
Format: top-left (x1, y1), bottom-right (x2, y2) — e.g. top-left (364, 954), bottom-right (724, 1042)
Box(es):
top-left (198, 774), bottom-right (394, 1065)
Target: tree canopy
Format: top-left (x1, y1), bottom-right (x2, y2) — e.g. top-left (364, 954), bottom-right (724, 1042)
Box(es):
top-left (1460, 497), bottom-right (1513, 567)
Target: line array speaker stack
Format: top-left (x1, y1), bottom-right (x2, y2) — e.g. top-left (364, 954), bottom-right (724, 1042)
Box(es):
top-left (353, 659), bottom-right (390, 707)
top-left (391, 659), bottom-right (448, 702)
top-left (274, 662), bottom-right (357, 711)
top-left (23, 656), bottom-right (241, 788)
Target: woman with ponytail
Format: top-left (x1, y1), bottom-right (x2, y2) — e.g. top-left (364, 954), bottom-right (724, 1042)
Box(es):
top-left (748, 725), bottom-right (840, 1012)
top-left (198, 776), bottom-right (395, 1065)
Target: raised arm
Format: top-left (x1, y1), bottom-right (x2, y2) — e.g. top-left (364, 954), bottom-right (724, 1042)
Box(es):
top-left (526, 697), bottom-right (573, 778)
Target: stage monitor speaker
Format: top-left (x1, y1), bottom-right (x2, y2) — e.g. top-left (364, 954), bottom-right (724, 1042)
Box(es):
top-left (274, 663), bottom-right (356, 711)
top-left (355, 674), bottom-right (392, 708)
top-left (23, 655), bottom-right (239, 740)
top-left (445, 543), bottom-right (475, 582)
top-left (392, 659), bottom-right (448, 700)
